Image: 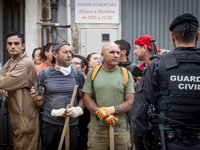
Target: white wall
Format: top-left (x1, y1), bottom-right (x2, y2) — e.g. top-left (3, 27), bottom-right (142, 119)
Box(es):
top-left (25, 0), bottom-right (42, 58)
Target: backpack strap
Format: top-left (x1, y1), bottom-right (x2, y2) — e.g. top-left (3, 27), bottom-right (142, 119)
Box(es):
top-left (91, 65), bottom-right (102, 82)
top-left (91, 65), bottom-right (102, 121)
top-left (120, 67), bottom-right (130, 130)
top-left (71, 67), bottom-right (79, 87)
top-left (44, 67), bottom-right (49, 79)
top-left (120, 67), bottom-right (129, 88)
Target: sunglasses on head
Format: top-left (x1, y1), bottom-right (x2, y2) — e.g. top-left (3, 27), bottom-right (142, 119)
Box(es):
top-left (94, 57), bottom-right (102, 62)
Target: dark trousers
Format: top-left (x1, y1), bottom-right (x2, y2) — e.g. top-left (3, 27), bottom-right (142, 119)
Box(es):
top-left (79, 108), bottom-right (90, 150)
top-left (42, 121), bottom-right (79, 150)
top-left (167, 140), bottom-right (200, 150)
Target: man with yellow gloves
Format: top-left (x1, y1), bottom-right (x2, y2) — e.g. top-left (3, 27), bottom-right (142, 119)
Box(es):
top-left (83, 42), bottom-right (135, 150)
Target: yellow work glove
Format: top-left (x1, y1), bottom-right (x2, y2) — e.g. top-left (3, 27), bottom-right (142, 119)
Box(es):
top-left (104, 115), bottom-right (118, 126)
top-left (95, 106), bottom-right (115, 120)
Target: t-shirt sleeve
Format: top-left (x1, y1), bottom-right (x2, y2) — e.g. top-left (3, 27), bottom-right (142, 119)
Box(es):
top-left (77, 69), bottom-right (85, 89)
top-left (125, 71), bottom-right (135, 94)
top-left (82, 69), bottom-right (93, 94)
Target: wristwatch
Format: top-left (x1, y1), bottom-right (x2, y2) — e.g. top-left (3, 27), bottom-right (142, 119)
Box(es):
top-left (114, 106), bottom-right (119, 114)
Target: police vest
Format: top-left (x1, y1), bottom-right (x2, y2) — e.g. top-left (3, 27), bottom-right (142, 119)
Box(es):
top-left (154, 49), bottom-right (200, 128)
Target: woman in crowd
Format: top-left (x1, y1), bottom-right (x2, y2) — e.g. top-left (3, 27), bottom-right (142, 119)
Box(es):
top-left (35, 43), bottom-right (53, 73)
top-left (32, 47), bottom-right (43, 65)
top-left (86, 52), bottom-right (102, 70)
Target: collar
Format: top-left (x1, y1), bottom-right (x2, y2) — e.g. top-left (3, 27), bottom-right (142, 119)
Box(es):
top-left (174, 46), bottom-right (200, 51)
top-left (118, 58), bottom-right (132, 67)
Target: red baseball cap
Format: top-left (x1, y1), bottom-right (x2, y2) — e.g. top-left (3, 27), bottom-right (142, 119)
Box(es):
top-left (134, 34), bottom-right (160, 52)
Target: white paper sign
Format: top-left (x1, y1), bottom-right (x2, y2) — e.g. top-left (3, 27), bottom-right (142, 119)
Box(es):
top-left (75, 0), bottom-right (119, 24)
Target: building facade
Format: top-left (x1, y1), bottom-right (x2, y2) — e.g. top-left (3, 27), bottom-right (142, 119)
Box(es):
top-left (0, 0), bottom-right (200, 148)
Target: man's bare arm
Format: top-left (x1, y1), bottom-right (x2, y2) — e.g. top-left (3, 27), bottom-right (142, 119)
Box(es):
top-left (116, 93), bottom-right (135, 114)
top-left (83, 92), bottom-right (98, 114)
top-left (78, 89), bottom-right (84, 109)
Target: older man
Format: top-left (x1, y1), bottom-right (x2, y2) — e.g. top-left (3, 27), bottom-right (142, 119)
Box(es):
top-left (83, 42), bottom-right (135, 150)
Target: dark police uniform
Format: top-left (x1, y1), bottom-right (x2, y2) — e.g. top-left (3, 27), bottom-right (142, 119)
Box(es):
top-left (130, 13), bottom-right (200, 150)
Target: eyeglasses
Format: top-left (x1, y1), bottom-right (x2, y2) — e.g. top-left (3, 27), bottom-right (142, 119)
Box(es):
top-left (7, 42), bottom-right (20, 46)
top-left (71, 62), bottom-right (81, 65)
top-left (94, 57), bottom-right (102, 62)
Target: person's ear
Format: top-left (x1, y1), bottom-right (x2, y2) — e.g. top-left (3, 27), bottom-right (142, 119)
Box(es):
top-left (101, 52), bottom-right (104, 59)
top-left (143, 45), bottom-right (148, 52)
top-left (83, 65), bottom-right (87, 70)
top-left (52, 52), bottom-right (58, 59)
top-left (22, 43), bottom-right (25, 50)
top-left (170, 32), bottom-right (175, 42)
top-left (196, 31), bottom-right (200, 41)
top-left (121, 50), bottom-right (126, 55)
top-left (45, 51), bottom-right (48, 56)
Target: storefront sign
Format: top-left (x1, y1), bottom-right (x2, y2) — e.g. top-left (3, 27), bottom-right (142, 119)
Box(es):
top-left (75, 0), bottom-right (119, 23)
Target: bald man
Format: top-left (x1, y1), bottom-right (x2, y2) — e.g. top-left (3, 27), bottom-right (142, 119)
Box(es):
top-left (83, 43), bottom-right (135, 150)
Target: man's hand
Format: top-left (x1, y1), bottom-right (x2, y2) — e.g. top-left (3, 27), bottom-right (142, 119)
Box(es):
top-left (51, 105), bottom-right (83, 118)
top-left (65, 106), bottom-right (83, 118)
top-left (136, 77), bottom-right (142, 82)
top-left (104, 115), bottom-right (118, 126)
top-left (95, 106), bottom-right (115, 120)
top-left (31, 86), bottom-right (44, 107)
top-left (51, 108), bottom-right (66, 117)
top-left (0, 89), bottom-right (8, 97)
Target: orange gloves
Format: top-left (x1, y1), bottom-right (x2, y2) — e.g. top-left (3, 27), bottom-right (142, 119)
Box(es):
top-left (95, 106), bottom-right (115, 120)
top-left (104, 115), bottom-right (118, 126)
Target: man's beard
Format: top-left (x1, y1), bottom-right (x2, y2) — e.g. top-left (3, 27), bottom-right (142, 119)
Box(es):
top-left (57, 57), bottom-right (70, 67)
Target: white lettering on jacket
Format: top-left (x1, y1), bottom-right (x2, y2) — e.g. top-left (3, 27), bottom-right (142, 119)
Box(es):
top-left (170, 75), bottom-right (200, 90)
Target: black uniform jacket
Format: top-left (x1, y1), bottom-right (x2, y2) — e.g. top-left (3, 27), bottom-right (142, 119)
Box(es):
top-left (130, 47), bottom-right (200, 137)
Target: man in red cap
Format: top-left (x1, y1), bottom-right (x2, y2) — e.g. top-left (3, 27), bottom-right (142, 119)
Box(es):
top-left (133, 34), bottom-right (160, 82)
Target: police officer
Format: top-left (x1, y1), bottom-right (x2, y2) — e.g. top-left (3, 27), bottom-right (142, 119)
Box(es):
top-left (130, 13), bottom-right (200, 150)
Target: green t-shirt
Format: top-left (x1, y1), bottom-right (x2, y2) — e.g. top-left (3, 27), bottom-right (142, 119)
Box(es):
top-left (82, 66), bottom-right (135, 126)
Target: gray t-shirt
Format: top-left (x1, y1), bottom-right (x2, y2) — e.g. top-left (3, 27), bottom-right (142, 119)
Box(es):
top-left (37, 66), bottom-right (85, 126)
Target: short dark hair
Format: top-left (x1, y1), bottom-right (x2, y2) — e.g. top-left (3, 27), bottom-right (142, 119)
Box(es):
top-left (114, 39), bottom-right (131, 57)
top-left (32, 47), bottom-right (42, 58)
top-left (172, 23), bottom-right (198, 43)
top-left (6, 32), bottom-right (24, 44)
top-left (73, 55), bottom-right (88, 74)
top-left (40, 43), bottom-right (53, 61)
top-left (87, 52), bottom-right (97, 61)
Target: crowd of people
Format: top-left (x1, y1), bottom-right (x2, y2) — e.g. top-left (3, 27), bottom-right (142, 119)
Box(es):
top-left (0, 13), bottom-right (200, 150)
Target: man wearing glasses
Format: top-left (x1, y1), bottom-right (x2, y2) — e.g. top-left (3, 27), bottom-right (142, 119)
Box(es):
top-left (71, 54), bottom-right (88, 78)
top-left (0, 32), bottom-right (39, 149)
